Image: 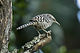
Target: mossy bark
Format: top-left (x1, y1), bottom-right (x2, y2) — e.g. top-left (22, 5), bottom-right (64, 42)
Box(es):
top-left (0, 0), bottom-right (12, 53)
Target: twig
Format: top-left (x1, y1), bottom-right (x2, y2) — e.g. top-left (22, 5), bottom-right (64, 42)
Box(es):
top-left (23, 30), bottom-right (52, 53)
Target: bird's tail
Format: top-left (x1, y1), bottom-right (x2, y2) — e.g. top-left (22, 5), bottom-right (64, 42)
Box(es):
top-left (17, 22), bottom-right (37, 30)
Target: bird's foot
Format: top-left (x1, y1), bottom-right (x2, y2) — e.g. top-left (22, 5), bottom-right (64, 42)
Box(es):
top-left (46, 30), bottom-right (51, 37)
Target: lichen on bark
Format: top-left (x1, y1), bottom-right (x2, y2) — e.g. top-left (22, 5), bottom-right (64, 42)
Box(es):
top-left (0, 0), bottom-right (12, 53)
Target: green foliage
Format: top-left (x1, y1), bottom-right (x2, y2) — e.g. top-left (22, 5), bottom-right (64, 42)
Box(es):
top-left (8, 31), bottom-right (16, 52)
top-left (42, 44), bottom-right (52, 53)
top-left (8, 43), bottom-right (16, 52)
top-left (57, 46), bottom-right (67, 53)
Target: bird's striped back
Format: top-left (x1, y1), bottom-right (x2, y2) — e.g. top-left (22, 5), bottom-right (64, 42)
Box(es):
top-left (30, 14), bottom-right (55, 23)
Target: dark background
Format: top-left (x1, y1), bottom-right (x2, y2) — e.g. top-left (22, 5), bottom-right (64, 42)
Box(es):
top-left (9, 0), bottom-right (80, 53)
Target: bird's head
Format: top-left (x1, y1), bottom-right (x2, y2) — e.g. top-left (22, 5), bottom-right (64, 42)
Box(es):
top-left (47, 14), bottom-right (60, 25)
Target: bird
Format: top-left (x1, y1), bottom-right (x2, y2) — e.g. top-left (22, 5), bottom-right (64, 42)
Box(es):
top-left (17, 14), bottom-right (60, 34)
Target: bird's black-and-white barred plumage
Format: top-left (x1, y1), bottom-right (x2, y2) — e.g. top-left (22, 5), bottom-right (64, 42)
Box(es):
top-left (17, 14), bottom-right (60, 30)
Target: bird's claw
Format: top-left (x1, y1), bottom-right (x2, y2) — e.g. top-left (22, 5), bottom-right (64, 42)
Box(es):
top-left (46, 30), bottom-right (51, 34)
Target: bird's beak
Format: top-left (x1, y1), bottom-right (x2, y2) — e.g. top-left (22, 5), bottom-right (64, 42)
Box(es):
top-left (55, 21), bottom-right (60, 25)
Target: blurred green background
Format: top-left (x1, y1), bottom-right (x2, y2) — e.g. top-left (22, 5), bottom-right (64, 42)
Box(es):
top-left (9, 0), bottom-right (80, 53)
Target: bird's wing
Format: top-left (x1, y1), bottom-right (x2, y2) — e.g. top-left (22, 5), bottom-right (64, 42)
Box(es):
top-left (29, 16), bottom-right (40, 22)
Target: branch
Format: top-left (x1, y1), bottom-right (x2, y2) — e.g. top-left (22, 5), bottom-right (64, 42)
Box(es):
top-left (23, 30), bottom-right (52, 53)
top-left (11, 30), bottom-right (52, 53)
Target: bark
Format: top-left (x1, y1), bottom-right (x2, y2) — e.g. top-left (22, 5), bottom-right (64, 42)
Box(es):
top-left (0, 0), bottom-right (12, 53)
